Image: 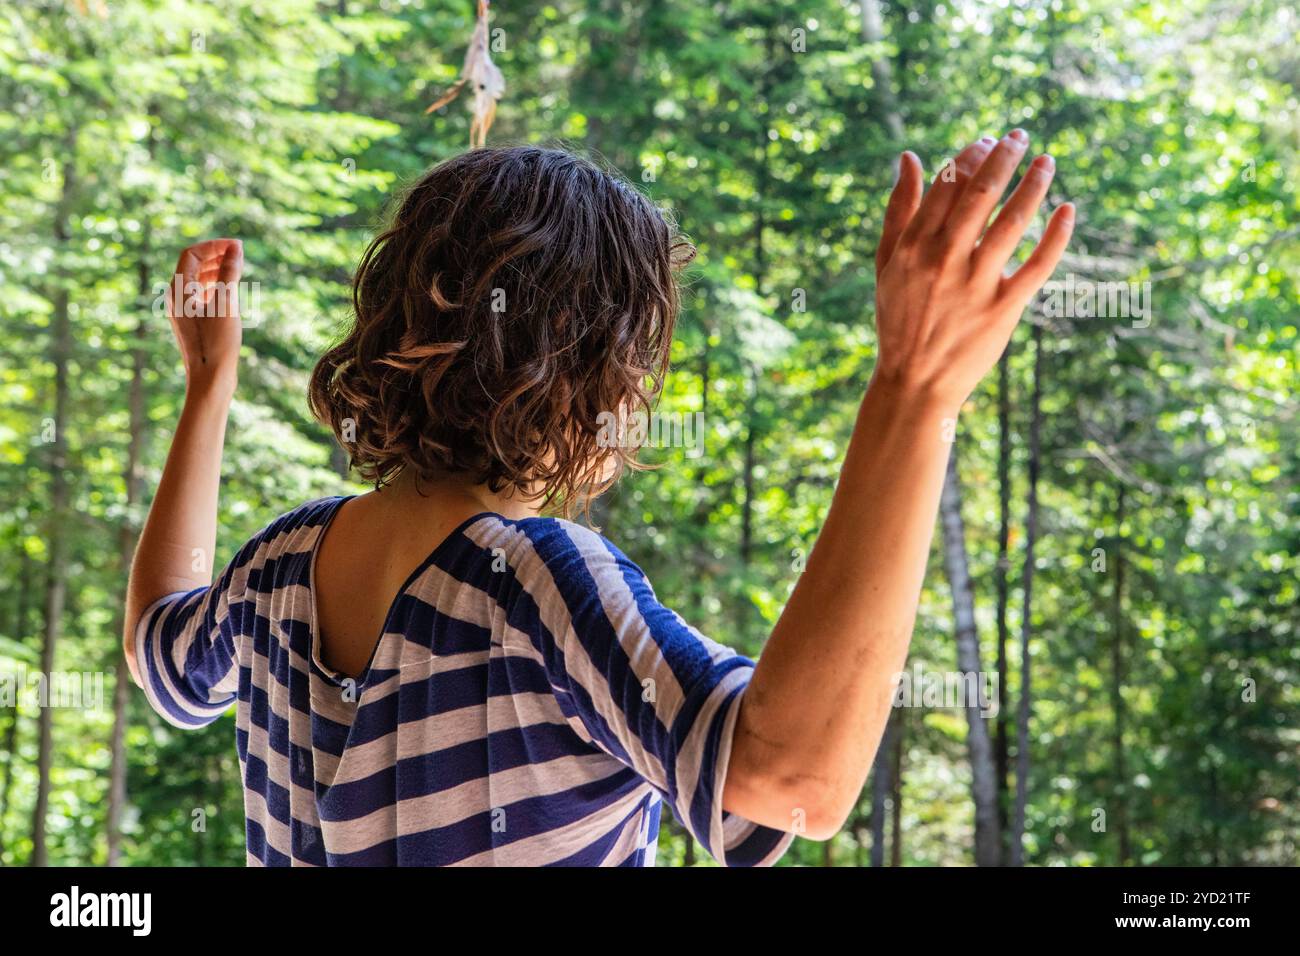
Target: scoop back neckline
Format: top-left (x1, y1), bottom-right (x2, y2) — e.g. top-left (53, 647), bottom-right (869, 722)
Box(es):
top-left (304, 495), bottom-right (504, 689)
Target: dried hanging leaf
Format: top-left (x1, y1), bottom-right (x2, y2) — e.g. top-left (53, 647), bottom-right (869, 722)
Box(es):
top-left (425, 0), bottom-right (505, 148)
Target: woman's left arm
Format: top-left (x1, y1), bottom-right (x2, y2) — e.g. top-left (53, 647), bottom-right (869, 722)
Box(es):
top-left (123, 239), bottom-right (243, 687)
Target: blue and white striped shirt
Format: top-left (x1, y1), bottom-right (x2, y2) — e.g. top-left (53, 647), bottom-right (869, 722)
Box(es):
top-left (134, 496), bottom-right (794, 866)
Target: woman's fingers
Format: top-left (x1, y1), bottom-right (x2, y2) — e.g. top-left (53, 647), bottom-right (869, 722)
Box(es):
top-left (178, 239), bottom-right (230, 276)
top-left (900, 137), bottom-right (997, 243)
top-left (944, 130), bottom-right (1030, 253)
top-left (170, 239), bottom-right (243, 318)
top-left (216, 240), bottom-right (243, 286)
top-left (999, 202), bottom-right (1075, 306)
top-left (973, 154), bottom-right (1056, 274)
top-left (876, 151), bottom-right (923, 276)
top-left (215, 241), bottom-right (243, 319)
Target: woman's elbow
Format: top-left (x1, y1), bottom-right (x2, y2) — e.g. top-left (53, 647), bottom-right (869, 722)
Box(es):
top-left (724, 755), bottom-right (855, 841)
top-left (121, 614), bottom-right (143, 690)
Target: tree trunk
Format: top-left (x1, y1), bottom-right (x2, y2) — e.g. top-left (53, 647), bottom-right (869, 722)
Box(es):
top-left (739, 28), bottom-right (773, 574)
top-left (106, 245), bottom-right (151, 866)
top-left (862, 0), bottom-right (929, 866)
top-left (889, 708), bottom-right (904, 867)
top-left (859, 0), bottom-right (905, 142)
top-left (993, 348), bottom-right (1012, 859)
top-left (1110, 485), bottom-right (1131, 864)
top-left (869, 710), bottom-right (895, 866)
top-left (1009, 324), bottom-right (1043, 865)
top-left (940, 449), bottom-right (1002, 866)
top-left (739, 372), bottom-right (757, 566)
top-left (31, 133), bottom-right (78, 867)
top-left (0, 553), bottom-right (31, 856)
top-left (32, 312), bottom-right (71, 868)
top-left (0, 711), bottom-right (15, 857)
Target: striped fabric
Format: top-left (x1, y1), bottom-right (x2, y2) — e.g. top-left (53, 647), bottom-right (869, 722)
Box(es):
top-left (134, 496), bottom-right (794, 866)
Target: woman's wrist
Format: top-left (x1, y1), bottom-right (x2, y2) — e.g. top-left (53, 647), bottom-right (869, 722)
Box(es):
top-left (184, 369), bottom-right (238, 405)
top-left (864, 367), bottom-right (964, 426)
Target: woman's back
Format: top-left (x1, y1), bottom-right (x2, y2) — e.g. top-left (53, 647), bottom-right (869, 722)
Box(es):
top-left (132, 494), bottom-right (791, 866)
top-left (312, 477), bottom-right (520, 679)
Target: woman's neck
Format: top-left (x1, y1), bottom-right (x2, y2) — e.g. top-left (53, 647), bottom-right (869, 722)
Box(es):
top-left (378, 468), bottom-right (545, 522)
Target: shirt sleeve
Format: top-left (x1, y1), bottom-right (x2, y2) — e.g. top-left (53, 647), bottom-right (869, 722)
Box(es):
top-left (516, 520), bottom-right (795, 867)
top-left (133, 563), bottom-right (243, 730)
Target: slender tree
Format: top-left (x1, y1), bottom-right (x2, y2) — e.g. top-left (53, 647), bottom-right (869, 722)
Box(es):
top-left (869, 711), bottom-right (895, 866)
top-left (994, 346), bottom-right (1013, 856)
top-left (31, 131), bottom-right (79, 868)
top-left (1010, 322), bottom-right (1043, 865)
top-left (940, 450), bottom-right (1003, 866)
top-left (1110, 484), bottom-right (1131, 864)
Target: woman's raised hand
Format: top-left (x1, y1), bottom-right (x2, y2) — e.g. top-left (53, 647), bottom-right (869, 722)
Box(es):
top-left (872, 130), bottom-right (1074, 408)
top-left (164, 238), bottom-right (244, 394)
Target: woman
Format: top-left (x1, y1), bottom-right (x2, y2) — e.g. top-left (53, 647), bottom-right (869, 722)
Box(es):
top-left (124, 133), bottom-right (1072, 866)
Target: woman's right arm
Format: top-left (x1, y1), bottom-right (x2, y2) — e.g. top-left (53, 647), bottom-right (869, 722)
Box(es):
top-left (722, 131), bottom-right (1074, 838)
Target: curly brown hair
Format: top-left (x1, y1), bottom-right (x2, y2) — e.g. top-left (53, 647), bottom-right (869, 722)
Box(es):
top-left (309, 145), bottom-right (694, 518)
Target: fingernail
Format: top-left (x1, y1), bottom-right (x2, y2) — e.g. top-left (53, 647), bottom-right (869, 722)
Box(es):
top-left (980, 136), bottom-right (997, 146)
top-left (1033, 154), bottom-right (1055, 172)
top-left (1060, 202), bottom-right (1076, 221)
top-left (1009, 128), bottom-right (1029, 143)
